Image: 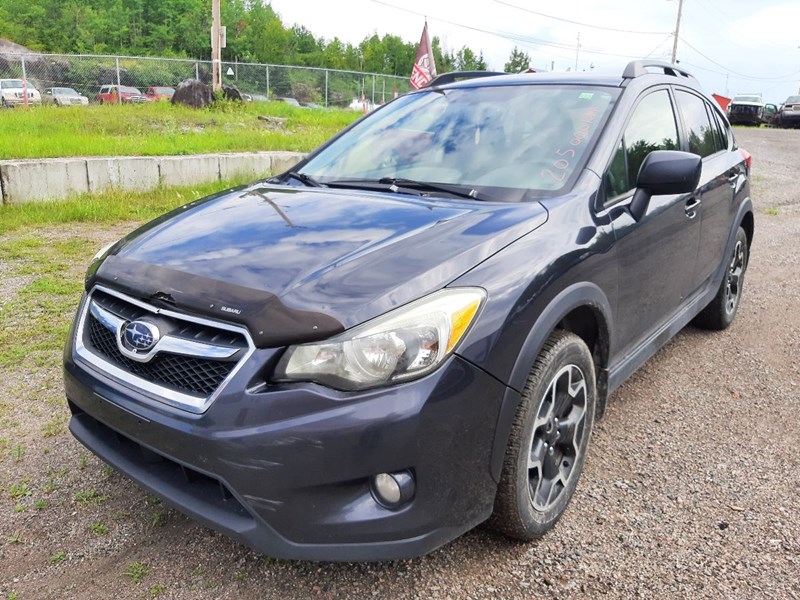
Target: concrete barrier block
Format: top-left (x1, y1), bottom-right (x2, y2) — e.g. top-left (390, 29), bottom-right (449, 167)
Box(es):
top-left (116, 157), bottom-right (160, 191)
top-left (269, 151), bottom-right (305, 175)
top-left (159, 155), bottom-right (220, 187)
top-left (219, 152), bottom-right (272, 181)
top-left (0, 158), bottom-right (88, 204)
top-left (87, 157), bottom-right (159, 193)
top-left (85, 157), bottom-right (118, 193)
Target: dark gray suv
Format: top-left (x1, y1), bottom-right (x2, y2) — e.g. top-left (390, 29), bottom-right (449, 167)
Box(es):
top-left (64, 61), bottom-right (753, 561)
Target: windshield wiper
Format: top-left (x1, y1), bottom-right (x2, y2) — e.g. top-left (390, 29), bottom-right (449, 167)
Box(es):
top-left (377, 177), bottom-right (489, 201)
top-left (283, 171), bottom-right (326, 187)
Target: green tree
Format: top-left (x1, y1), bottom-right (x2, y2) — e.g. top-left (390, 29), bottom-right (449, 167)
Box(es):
top-left (504, 46), bottom-right (531, 73)
top-left (455, 47), bottom-right (486, 71)
top-left (431, 37), bottom-right (456, 73)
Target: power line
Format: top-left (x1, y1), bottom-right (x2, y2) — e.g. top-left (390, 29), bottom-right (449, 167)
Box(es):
top-left (643, 35), bottom-right (674, 60)
top-left (492, 0), bottom-right (670, 36)
top-left (368, 0), bottom-right (662, 61)
top-left (679, 36), bottom-right (800, 81)
top-left (680, 60), bottom-right (800, 84)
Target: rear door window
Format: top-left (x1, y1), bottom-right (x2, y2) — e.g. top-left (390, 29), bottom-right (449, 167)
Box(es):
top-left (675, 90), bottom-right (721, 158)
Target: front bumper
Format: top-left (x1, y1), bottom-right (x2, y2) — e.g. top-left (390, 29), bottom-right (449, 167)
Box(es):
top-left (2, 95), bottom-right (41, 106)
top-left (780, 112), bottom-right (800, 127)
top-left (728, 111), bottom-right (762, 126)
top-left (64, 336), bottom-right (509, 560)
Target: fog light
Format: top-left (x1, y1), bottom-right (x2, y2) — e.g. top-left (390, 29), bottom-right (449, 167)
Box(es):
top-left (370, 470), bottom-right (415, 509)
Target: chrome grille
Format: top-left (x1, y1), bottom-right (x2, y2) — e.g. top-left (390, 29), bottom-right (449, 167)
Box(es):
top-left (74, 286), bottom-right (255, 413)
top-left (87, 314), bottom-right (236, 396)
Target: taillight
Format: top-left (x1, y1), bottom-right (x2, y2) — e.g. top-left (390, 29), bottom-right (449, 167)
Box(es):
top-left (740, 148), bottom-right (752, 171)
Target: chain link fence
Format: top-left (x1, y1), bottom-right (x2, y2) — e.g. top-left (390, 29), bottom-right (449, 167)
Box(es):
top-left (0, 53), bottom-right (412, 107)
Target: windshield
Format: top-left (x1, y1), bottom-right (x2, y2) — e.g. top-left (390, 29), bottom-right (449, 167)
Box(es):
top-left (733, 95), bottom-right (761, 103)
top-left (54, 88), bottom-right (78, 95)
top-left (1, 80), bottom-right (24, 89)
top-left (153, 87), bottom-right (174, 94)
top-left (301, 84), bottom-right (618, 197)
top-left (121, 86), bottom-right (142, 94)
top-left (785, 96), bottom-right (800, 104)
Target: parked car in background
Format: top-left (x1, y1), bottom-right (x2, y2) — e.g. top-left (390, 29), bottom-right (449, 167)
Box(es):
top-left (43, 87), bottom-right (89, 106)
top-left (727, 93), bottom-right (765, 126)
top-left (97, 85), bottom-right (147, 104)
top-left (275, 96), bottom-right (302, 107)
top-left (145, 86), bottom-right (175, 101)
top-left (348, 96), bottom-right (375, 112)
top-left (778, 95), bottom-right (800, 128)
top-left (65, 61), bottom-right (754, 561)
top-left (0, 78), bottom-right (41, 107)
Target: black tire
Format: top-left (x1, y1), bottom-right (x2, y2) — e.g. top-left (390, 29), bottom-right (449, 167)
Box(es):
top-left (693, 226), bottom-right (749, 330)
top-left (490, 330), bottom-right (596, 541)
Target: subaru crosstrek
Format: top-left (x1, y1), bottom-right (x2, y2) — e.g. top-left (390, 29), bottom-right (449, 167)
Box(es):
top-left (64, 61), bottom-right (754, 561)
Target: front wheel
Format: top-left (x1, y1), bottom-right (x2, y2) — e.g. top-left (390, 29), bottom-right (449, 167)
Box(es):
top-left (490, 330), bottom-right (596, 540)
top-left (693, 226), bottom-right (749, 330)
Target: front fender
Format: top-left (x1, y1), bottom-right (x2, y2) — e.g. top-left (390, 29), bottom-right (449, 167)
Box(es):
top-left (488, 281), bottom-right (613, 483)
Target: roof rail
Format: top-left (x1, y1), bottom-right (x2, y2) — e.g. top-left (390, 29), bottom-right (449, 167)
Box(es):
top-left (424, 71), bottom-right (506, 87)
top-left (622, 60), bottom-right (696, 80)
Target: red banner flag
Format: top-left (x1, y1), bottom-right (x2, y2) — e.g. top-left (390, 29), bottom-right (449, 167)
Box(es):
top-left (410, 22), bottom-right (437, 89)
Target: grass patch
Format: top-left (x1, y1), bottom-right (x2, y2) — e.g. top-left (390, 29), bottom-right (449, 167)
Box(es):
top-left (49, 551), bottom-right (67, 564)
top-left (765, 206), bottom-right (778, 216)
top-left (0, 176), bottom-right (251, 235)
top-left (0, 101), bottom-right (358, 159)
top-left (89, 523), bottom-right (109, 535)
top-left (124, 561), bottom-right (150, 584)
top-left (73, 488), bottom-right (108, 506)
top-left (8, 483), bottom-right (31, 500)
top-left (151, 510), bottom-right (167, 527)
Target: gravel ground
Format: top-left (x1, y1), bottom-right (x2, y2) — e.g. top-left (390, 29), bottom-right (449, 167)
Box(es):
top-left (1, 127), bottom-right (798, 599)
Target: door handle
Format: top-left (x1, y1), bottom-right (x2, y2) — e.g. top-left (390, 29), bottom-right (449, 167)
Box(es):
top-left (727, 172), bottom-right (738, 187)
top-left (685, 197), bottom-right (701, 219)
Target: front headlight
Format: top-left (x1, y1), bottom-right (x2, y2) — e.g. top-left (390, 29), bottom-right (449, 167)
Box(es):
top-left (273, 288), bottom-right (486, 391)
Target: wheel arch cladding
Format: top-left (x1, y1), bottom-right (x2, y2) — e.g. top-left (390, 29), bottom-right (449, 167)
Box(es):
top-left (489, 282), bottom-right (613, 484)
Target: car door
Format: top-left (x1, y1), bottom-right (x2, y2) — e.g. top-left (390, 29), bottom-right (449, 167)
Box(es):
top-left (673, 89), bottom-right (744, 292)
top-left (603, 87), bottom-right (702, 360)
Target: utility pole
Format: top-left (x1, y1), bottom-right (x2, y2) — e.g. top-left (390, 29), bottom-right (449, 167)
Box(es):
top-left (671, 0), bottom-right (684, 64)
top-left (211, 0), bottom-right (222, 91)
top-left (575, 32), bottom-right (581, 72)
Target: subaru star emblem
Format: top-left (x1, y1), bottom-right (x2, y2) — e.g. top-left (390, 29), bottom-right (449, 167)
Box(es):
top-left (123, 320), bottom-right (160, 352)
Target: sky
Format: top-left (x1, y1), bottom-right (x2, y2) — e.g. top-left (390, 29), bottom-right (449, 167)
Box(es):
top-left (269, 0), bottom-right (800, 104)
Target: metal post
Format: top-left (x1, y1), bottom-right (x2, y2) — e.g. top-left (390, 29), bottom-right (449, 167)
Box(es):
top-left (195, 62), bottom-right (200, 80)
top-left (371, 74), bottom-right (376, 107)
top-left (115, 56), bottom-right (122, 104)
top-left (325, 70), bottom-right (329, 107)
top-left (21, 55), bottom-right (28, 109)
top-left (671, 0), bottom-right (684, 63)
top-left (266, 67), bottom-right (270, 100)
top-left (211, 0), bottom-right (222, 91)
top-left (382, 78), bottom-right (385, 104)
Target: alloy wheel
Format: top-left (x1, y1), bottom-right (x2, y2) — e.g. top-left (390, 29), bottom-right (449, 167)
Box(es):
top-left (527, 364), bottom-right (588, 511)
top-left (725, 239), bottom-right (745, 314)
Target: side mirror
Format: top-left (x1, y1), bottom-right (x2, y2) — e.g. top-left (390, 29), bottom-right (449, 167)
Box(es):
top-left (629, 150), bottom-right (701, 221)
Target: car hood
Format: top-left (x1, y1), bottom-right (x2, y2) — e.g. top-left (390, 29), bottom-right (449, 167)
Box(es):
top-left (91, 184), bottom-right (548, 347)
